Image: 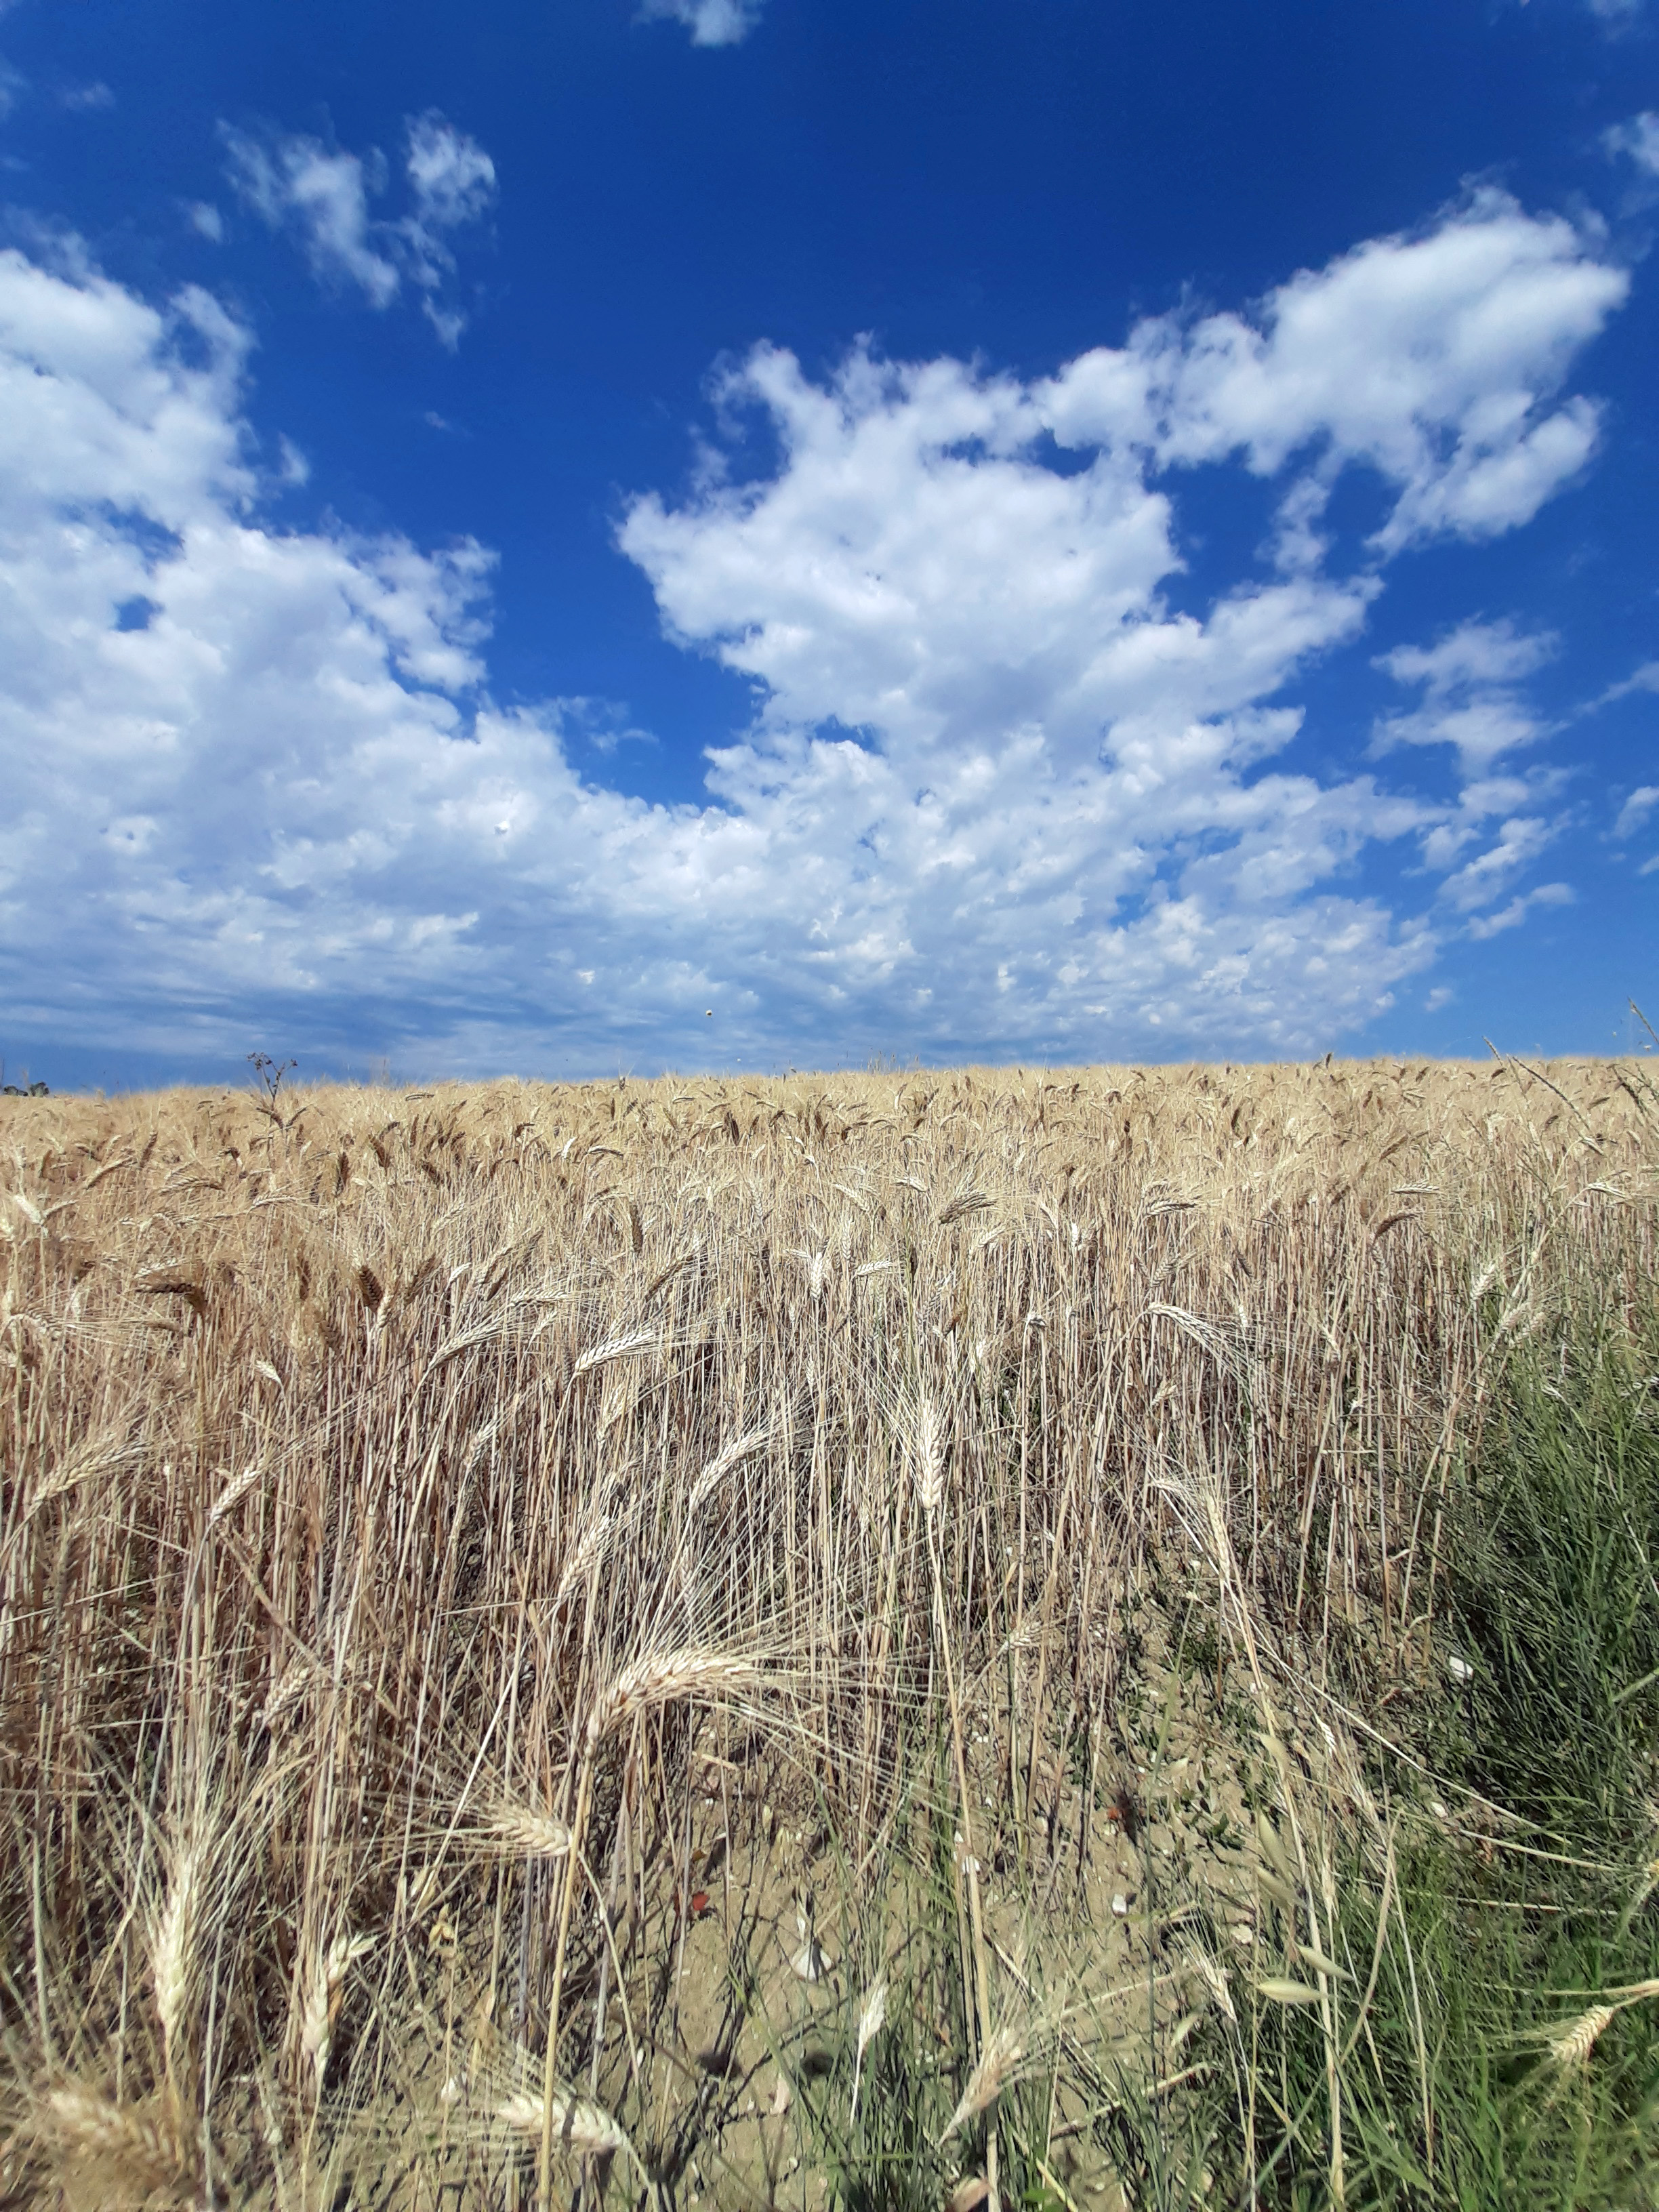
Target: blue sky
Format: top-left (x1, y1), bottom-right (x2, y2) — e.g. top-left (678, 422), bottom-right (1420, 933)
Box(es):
top-left (1, 0), bottom-right (1656, 1088)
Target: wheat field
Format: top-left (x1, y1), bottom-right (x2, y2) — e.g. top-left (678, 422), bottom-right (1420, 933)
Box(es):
top-left (1, 1054), bottom-right (1656, 2210)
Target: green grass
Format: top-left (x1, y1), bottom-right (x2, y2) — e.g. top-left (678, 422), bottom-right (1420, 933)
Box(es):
top-left (1182, 1303), bottom-right (1659, 2211)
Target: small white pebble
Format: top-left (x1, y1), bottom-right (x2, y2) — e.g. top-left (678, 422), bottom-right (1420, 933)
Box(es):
top-left (1111, 1891), bottom-right (1128, 1917)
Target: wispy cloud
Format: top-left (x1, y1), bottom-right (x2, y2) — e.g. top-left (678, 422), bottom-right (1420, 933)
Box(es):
top-left (220, 111), bottom-right (496, 346)
top-left (1604, 111), bottom-right (1659, 176)
top-left (1373, 618), bottom-right (1557, 771)
top-left (1371, 618), bottom-right (1575, 933)
top-left (1584, 0), bottom-right (1646, 28)
top-left (1466, 882), bottom-right (1574, 939)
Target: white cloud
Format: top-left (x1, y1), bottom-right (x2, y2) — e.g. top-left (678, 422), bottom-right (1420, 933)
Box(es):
top-left (1043, 190), bottom-right (1625, 555)
top-left (1373, 617), bottom-right (1557, 770)
top-left (58, 81), bottom-right (115, 112)
top-left (1604, 112), bottom-right (1659, 176)
top-left (1588, 657), bottom-right (1659, 711)
top-left (638, 0), bottom-right (767, 47)
top-left (0, 196), bottom-right (1626, 1071)
top-left (1371, 619), bottom-right (1573, 920)
top-left (1615, 785), bottom-right (1659, 839)
top-left (186, 202), bottom-right (224, 243)
top-left (220, 112), bottom-right (495, 347)
top-left (1379, 618), bottom-right (1557, 695)
top-left (1439, 813), bottom-right (1561, 913)
top-left (220, 127), bottom-right (400, 306)
top-left (624, 341), bottom-right (1376, 766)
top-left (1466, 882), bottom-right (1573, 939)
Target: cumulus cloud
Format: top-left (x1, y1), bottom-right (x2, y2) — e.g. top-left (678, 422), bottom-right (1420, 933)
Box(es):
top-left (623, 341), bottom-right (1376, 765)
top-left (0, 192), bottom-right (1626, 1071)
top-left (638, 0), bottom-right (768, 47)
top-left (1042, 190), bottom-right (1624, 555)
top-left (1615, 785), bottom-right (1659, 839)
top-left (220, 111), bottom-right (495, 346)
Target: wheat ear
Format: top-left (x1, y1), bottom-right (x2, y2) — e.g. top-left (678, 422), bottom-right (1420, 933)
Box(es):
top-left (499, 2087), bottom-right (630, 2158)
top-left (1546, 1980), bottom-right (1659, 2068)
top-left (910, 1394), bottom-right (947, 1515)
top-left (850, 1975), bottom-right (888, 2125)
top-left (586, 1650), bottom-right (766, 1749)
top-left (149, 1841), bottom-right (199, 2097)
top-left (43, 2087), bottom-right (186, 2188)
top-left (1549, 2003), bottom-right (1619, 2068)
top-left (480, 1803), bottom-right (573, 1858)
top-left (939, 2020), bottom-right (1026, 2144)
top-left (300, 1932), bottom-right (373, 2100)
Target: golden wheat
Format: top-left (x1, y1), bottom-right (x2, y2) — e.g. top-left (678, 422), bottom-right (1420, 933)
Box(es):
top-left (0, 1055), bottom-right (1651, 2198)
